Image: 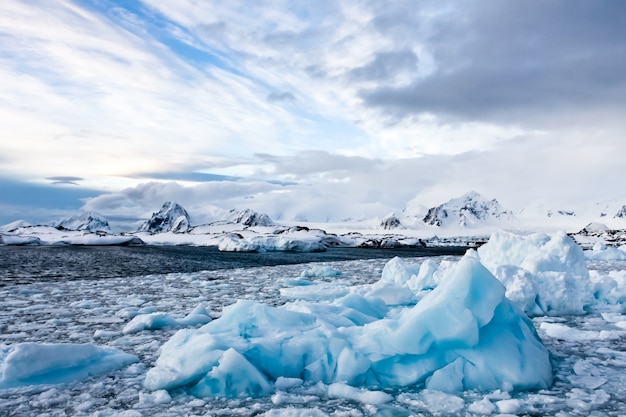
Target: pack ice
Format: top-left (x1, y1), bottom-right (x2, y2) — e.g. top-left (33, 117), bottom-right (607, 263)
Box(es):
top-left (145, 251), bottom-right (552, 398)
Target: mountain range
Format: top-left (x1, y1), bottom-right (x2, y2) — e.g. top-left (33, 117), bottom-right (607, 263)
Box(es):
top-left (3, 192), bottom-right (626, 236)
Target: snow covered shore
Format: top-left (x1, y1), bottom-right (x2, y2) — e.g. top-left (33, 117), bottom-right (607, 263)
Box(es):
top-left (1, 230), bottom-right (626, 415)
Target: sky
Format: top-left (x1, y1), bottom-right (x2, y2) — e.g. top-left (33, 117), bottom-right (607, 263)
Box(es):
top-left (1, 0), bottom-right (625, 229)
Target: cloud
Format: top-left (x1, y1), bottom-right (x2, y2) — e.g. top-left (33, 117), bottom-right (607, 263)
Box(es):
top-left (348, 49), bottom-right (418, 83)
top-left (1, 0), bottom-right (625, 226)
top-left (267, 91), bottom-right (296, 103)
top-left (359, 1), bottom-right (626, 128)
top-left (46, 176), bottom-right (84, 185)
top-left (0, 177), bottom-right (102, 226)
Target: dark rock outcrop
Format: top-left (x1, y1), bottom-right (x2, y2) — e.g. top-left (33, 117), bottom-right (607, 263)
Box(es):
top-left (137, 202), bottom-right (191, 234)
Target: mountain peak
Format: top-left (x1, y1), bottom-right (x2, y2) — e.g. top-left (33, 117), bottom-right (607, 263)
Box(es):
top-left (54, 212), bottom-right (111, 233)
top-left (380, 213), bottom-right (403, 230)
top-left (137, 201), bottom-right (190, 234)
top-left (226, 209), bottom-right (274, 227)
top-left (423, 192), bottom-right (514, 227)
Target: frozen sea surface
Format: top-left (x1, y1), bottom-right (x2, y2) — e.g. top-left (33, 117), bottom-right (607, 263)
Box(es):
top-left (1, 249), bottom-right (626, 416)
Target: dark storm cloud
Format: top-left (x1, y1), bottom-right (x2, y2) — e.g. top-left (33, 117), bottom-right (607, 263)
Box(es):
top-left (348, 49), bottom-right (418, 82)
top-left (360, 0), bottom-right (626, 127)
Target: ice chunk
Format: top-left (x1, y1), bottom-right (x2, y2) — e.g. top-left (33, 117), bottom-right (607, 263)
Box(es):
top-left (122, 303), bottom-right (211, 334)
top-left (380, 257), bottom-right (422, 288)
top-left (478, 230), bottom-right (593, 315)
top-left (585, 245), bottom-right (626, 261)
top-left (218, 233), bottom-right (326, 252)
top-left (123, 313), bottom-right (179, 334)
top-left (190, 348), bottom-right (273, 398)
top-left (0, 343), bottom-right (138, 388)
top-left (539, 322), bottom-right (625, 341)
top-left (300, 265), bottom-right (342, 278)
top-left (397, 390), bottom-right (465, 415)
top-left (356, 253), bottom-right (552, 392)
top-left (217, 233), bottom-right (261, 252)
top-left (496, 398), bottom-right (523, 414)
top-left (327, 382), bottom-right (392, 405)
top-left (468, 397), bottom-right (496, 414)
top-left (379, 257), bottom-right (443, 292)
top-left (591, 270), bottom-right (626, 306)
top-left (260, 408), bottom-right (329, 417)
top-left (280, 282), bottom-right (351, 301)
top-left (145, 253), bottom-right (552, 398)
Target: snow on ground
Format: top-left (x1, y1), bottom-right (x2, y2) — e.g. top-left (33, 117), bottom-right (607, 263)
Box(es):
top-left (3, 226), bottom-right (144, 246)
top-left (0, 224), bottom-right (475, 251)
top-left (1, 232), bottom-right (626, 415)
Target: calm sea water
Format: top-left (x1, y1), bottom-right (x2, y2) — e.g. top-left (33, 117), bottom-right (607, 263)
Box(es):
top-left (0, 246), bottom-right (467, 286)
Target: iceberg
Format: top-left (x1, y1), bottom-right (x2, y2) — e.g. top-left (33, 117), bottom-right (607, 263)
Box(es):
top-left (477, 230), bottom-right (594, 315)
top-left (0, 343), bottom-right (138, 388)
top-left (218, 233), bottom-right (326, 252)
top-left (145, 252), bottom-right (552, 398)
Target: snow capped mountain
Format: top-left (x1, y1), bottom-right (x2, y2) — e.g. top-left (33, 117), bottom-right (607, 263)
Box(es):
top-left (514, 197), bottom-right (626, 231)
top-left (615, 205), bottom-right (626, 218)
top-left (137, 202), bottom-right (191, 234)
top-left (422, 191), bottom-right (515, 228)
top-left (0, 219), bottom-right (31, 232)
top-left (226, 209), bottom-right (274, 227)
top-left (380, 213), bottom-right (403, 230)
top-left (54, 212), bottom-right (111, 233)
top-left (547, 210), bottom-right (576, 218)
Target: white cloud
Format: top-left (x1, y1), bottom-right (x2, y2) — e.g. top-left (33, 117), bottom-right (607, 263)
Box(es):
top-left (0, 0), bottom-right (624, 224)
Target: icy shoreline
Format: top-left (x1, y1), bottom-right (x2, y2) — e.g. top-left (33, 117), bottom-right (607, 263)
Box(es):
top-left (0, 223), bottom-right (487, 251)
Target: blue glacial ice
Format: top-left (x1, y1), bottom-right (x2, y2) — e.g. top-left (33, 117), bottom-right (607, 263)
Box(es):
top-left (144, 251), bottom-right (552, 398)
top-left (0, 343), bottom-right (138, 388)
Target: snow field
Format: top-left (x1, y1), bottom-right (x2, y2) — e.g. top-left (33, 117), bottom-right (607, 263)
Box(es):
top-left (0, 230), bottom-right (626, 415)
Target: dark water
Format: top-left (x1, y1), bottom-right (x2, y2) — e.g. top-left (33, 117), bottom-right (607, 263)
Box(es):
top-left (0, 246), bottom-right (467, 285)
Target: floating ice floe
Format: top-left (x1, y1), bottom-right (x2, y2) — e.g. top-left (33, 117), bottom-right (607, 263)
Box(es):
top-left (299, 265), bottom-right (342, 278)
top-left (584, 241), bottom-right (626, 261)
top-left (145, 252), bottom-right (552, 398)
top-left (0, 343), bottom-right (138, 388)
top-left (122, 304), bottom-right (212, 334)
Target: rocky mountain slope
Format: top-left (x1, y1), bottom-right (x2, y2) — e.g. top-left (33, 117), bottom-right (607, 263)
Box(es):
top-left (137, 202), bottom-right (191, 234)
top-left (422, 191), bottom-right (515, 228)
top-left (54, 212), bottom-right (112, 233)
